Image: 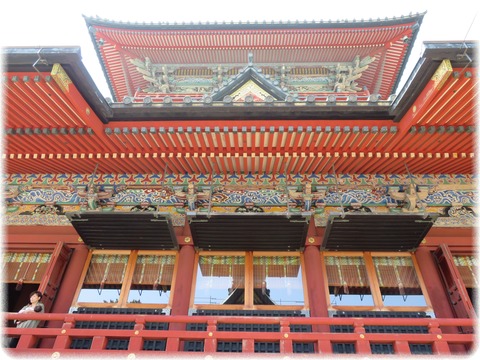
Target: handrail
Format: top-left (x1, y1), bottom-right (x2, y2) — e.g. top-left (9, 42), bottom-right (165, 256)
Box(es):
top-left (4, 311), bottom-right (476, 326)
top-left (3, 312), bottom-right (475, 355)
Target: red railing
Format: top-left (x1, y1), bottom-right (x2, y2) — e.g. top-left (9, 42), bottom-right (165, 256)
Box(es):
top-left (3, 312), bottom-right (475, 356)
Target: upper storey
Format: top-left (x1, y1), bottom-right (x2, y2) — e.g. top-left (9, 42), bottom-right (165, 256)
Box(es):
top-left (84, 14), bottom-right (424, 103)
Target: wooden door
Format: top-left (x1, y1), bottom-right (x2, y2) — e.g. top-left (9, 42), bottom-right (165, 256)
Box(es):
top-left (433, 244), bottom-right (475, 333)
top-left (38, 242), bottom-right (72, 312)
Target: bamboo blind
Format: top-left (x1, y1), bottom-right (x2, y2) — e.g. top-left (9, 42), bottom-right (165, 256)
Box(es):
top-left (131, 254), bottom-right (175, 288)
top-left (453, 255), bottom-right (478, 288)
top-left (83, 254), bottom-right (129, 287)
top-left (3, 252), bottom-right (51, 283)
top-left (373, 256), bottom-right (421, 295)
top-left (253, 256), bottom-right (301, 288)
top-left (198, 255), bottom-right (245, 288)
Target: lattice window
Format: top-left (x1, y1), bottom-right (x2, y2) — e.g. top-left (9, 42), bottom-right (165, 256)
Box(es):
top-left (77, 254), bottom-right (129, 304)
top-left (373, 256), bottom-right (422, 296)
top-left (199, 255), bottom-right (245, 289)
top-left (325, 254), bottom-right (428, 308)
top-left (76, 251), bottom-right (177, 307)
top-left (253, 256), bottom-right (300, 286)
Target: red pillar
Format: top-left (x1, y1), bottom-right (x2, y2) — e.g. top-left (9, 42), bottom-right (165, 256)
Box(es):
top-left (166, 224), bottom-right (196, 352)
top-left (304, 241), bottom-right (330, 353)
top-left (304, 244), bottom-right (329, 319)
top-left (168, 243), bottom-right (195, 351)
top-left (170, 243), bottom-right (195, 317)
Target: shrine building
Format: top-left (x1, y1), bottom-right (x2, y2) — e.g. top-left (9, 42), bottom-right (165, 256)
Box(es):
top-left (2, 12), bottom-right (477, 356)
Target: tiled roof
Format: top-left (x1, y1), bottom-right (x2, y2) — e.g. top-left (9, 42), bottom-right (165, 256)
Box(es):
top-left (84, 14), bottom-right (424, 102)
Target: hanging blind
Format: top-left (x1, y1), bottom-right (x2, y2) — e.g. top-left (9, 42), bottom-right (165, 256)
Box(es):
top-left (453, 255), bottom-right (478, 288)
top-left (83, 254), bottom-right (128, 288)
top-left (325, 256), bottom-right (369, 289)
top-left (253, 256), bottom-right (301, 288)
top-left (131, 254), bottom-right (175, 289)
top-left (373, 256), bottom-right (421, 294)
top-left (3, 252), bottom-right (51, 283)
top-left (199, 255), bottom-right (245, 288)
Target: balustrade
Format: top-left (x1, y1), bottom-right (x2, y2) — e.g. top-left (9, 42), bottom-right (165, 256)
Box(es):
top-left (3, 312), bottom-right (475, 355)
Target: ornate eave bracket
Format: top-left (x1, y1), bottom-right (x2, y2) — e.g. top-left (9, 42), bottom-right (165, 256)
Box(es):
top-left (75, 184), bottom-right (126, 210)
top-left (387, 184), bottom-right (430, 213)
top-left (288, 183), bottom-right (327, 211)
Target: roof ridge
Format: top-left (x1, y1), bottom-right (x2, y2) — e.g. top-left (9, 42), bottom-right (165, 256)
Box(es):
top-left (82, 12), bottom-right (426, 29)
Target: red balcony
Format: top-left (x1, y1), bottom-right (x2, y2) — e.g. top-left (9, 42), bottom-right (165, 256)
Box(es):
top-left (3, 312), bottom-right (475, 356)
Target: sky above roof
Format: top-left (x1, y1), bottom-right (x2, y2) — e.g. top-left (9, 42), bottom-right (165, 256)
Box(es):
top-left (1, 0), bottom-right (478, 100)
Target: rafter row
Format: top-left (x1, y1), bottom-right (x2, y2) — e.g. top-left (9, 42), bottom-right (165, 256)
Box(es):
top-left (5, 124), bottom-right (474, 155)
top-left (4, 151), bottom-right (474, 175)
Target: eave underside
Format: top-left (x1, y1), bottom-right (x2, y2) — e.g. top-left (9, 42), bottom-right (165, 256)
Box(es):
top-left (87, 17), bottom-right (422, 101)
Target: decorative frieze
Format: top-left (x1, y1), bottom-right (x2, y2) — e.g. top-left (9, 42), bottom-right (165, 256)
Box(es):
top-left (4, 173), bottom-right (476, 228)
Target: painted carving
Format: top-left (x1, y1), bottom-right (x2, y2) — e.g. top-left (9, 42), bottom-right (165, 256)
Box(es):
top-left (77, 185), bottom-right (119, 210)
top-left (131, 55), bottom-right (375, 97)
top-left (333, 56), bottom-right (374, 92)
top-left (288, 183), bottom-right (326, 211)
top-left (5, 185), bottom-right (20, 199)
top-left (388, 183), bottom-right (429, 212)
top-left (174, 183), bottom-right (211, 211)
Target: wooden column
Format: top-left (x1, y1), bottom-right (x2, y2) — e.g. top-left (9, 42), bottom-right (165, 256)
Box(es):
top-left (167, 225), bottom-right (196, 351)
top-left (169, 243), bottom-right (195, 320)
top-left (304, 244), bottom-right (329, 319)
top-left (304, 241), bottom-right (331, 353)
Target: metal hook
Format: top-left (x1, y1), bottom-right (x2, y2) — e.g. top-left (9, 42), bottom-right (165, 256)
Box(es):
top-left (32, 48), bottom-right (49, 73)
top-left (332, 162), bottom-right (346, 218)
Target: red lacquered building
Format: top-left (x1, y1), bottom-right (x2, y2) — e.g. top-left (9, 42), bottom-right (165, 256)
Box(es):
top-left (2, 12), bottom-right (477, 356)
